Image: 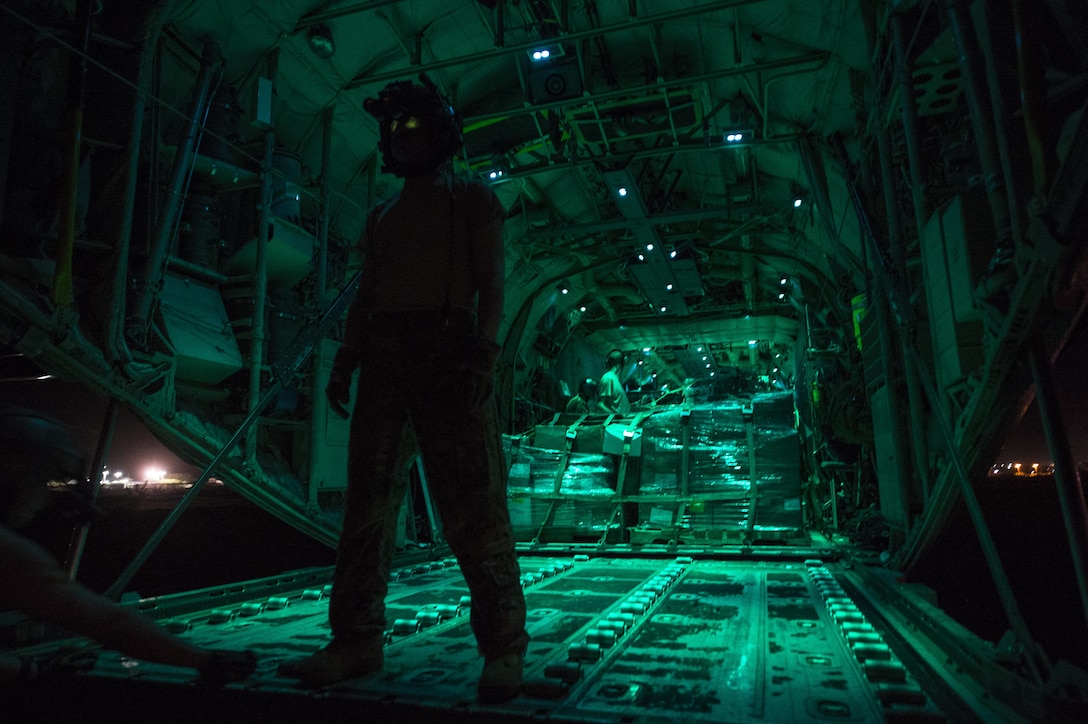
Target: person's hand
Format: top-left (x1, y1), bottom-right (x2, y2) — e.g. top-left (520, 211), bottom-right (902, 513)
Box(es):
top-left (199, 649), bottom-right (257, 685)
top-left (326, 348), bottom-right (357, 419)
top-left (325, 368), bottom-right (352, 419)
top-left (18, 646), bottom-right (98, 680)
top-left (456, 337), bottom-right (499, 411)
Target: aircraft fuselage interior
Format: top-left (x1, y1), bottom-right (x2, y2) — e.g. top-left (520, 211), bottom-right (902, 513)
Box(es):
top-left (2, 1), bottom-right (1087, 721)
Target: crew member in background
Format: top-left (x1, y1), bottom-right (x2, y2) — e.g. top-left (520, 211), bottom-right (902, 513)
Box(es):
top-left (565, 378), bottom-right (598, 414)
top-left (597, 350), bottom-right (631, 414)
top-left (280, 77), bottom-right (528, 703)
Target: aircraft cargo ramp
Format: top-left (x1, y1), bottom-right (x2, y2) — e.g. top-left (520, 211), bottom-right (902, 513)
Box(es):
top-left (8, 546), bottom-right (1047, 724)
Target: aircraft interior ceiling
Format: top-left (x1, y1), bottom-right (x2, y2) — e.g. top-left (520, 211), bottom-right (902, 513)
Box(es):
top-left (8, 0), bottom-right (881, 377)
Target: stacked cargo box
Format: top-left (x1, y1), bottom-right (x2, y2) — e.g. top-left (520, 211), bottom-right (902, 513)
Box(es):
top-left (747, 392), bottom-right (804, 537)
top-left (634, 393), bottom-right (802, 542)
top-left (504, 439), bottom-right (616, 540)
top-left (502, 391), bottom-right (802, 545)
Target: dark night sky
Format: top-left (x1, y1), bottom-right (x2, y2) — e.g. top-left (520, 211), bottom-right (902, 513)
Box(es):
top-left (4, 375), bottom-right (197, 480)
top-left (996, 325), bottom-right (1088, 465)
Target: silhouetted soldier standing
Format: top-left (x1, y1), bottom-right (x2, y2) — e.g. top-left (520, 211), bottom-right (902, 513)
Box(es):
top-left (280, 77), bottom-right (528, 703)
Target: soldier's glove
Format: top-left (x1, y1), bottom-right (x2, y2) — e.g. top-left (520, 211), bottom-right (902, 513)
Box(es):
top-left (18, 646), bottom-right (98, 680)
top-left (325, 348), bottom-right (357, 420)
top-left (456, 336), bottom-right (499, 412)
top-left (199, 649), bottom-right (257, 686)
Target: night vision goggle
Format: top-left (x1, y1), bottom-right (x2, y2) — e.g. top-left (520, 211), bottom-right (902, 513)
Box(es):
top-left (363, 74), bottom-right (462, 177)
top-left (363, 74), bottom-right (454, 127)
top-left (362, 80), bottom-right (417, 123)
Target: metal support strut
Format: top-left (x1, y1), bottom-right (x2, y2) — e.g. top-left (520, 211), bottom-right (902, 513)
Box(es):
top-left (1027, 341), bottom-right (1088, 635)
top-left (908, 346), bottom-right (1050, 684)
top-left (105, 270), bottom-right (363, 600)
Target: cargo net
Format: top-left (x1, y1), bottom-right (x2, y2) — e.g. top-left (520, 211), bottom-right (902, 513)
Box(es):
top-left (502, 392), bottom-right (803, 544)
top-left (503, 443), bottom-right (617, 538)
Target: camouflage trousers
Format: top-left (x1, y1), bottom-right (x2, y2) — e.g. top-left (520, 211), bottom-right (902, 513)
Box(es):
top-left (328, 311), bottom-right (528, 660)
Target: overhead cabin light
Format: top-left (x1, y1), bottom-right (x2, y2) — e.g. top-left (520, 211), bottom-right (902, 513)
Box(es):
top-left (666, 284), bottom-right (673, 291)
top-left (660, 305), bottom-right (667, 312)
top-left (646, 243), bottom-right (654, 251)
top-left (637, 254), bottom-right (645, 262)
top-left (560, 286), bottom-right (569, 295)
top-left (579, 305), bottom-right (587, 312)
top-left (669, 249), bottom-right (677, 258)
top-left (488, 169), bottom-right (504, 180)
top-left (778, 292), bottom-right (786, 300)
top-left (529, 45), bottom-right (564, 62)
top-left (748, 340), bottom-right (757, 347)
top-left (642, 347), bottom-right (651, 353)
top-left (617, 187), bottom-right (628, 197)
top-left (307, 25), bottom-right (336, 59)
top-left (790, 185), bottom-right (808, 208)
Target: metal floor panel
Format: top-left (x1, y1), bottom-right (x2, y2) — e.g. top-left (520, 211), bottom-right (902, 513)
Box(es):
top-left (8, 554), bottom-right (945, 723)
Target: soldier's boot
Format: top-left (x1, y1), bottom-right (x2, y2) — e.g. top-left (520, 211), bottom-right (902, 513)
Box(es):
top-left (278, 636), bottom-right (383, 687)
top-left (477, 651), bottom-right (523, 703)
